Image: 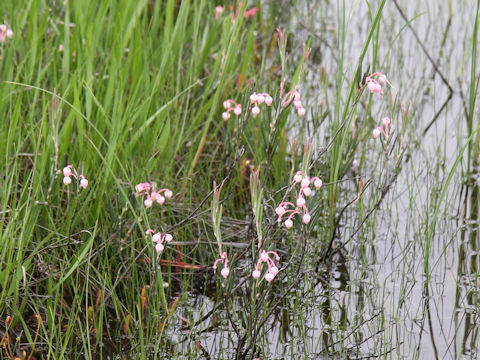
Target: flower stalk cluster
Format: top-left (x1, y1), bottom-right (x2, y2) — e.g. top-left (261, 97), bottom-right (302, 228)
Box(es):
top-left (250, 92), bottom-right (273, 116)
top-left (135, 182), bottom-right (173, 208)
top-left (62, 165), bottom-right (88, 189)
top-left (365, 72), bottom-right (388, 95)
top-left (146, 229), bottom-right (173, 255)
top-left (281, 88), bottom-right (306, 116)
top-left (275, 170), bottom-right (323, 228)
top-left (222, 99), bottom-right (242, 120)
top-left (252, 250), bottom-right (280, 282)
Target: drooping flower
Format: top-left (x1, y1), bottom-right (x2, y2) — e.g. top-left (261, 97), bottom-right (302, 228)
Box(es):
top-left (282, 88), bottom-right (306, 116)
top-left (372, 116), bottom-right (391, 139)
top-left (365, 72), bottom-right (389, 95)
top-left (146, 229), bottom-right (173, 255)
top-left (252, 250), bottom-right (280, 282)
top-left (249, 92), bottom-right (273, 116)
top-left (61, 165), bottom-right (88, 189)
top-left (275, 171), bottom-right (323, 228)
top-left (222, 99), bottom-right (242, 120)
top-left (135, 182), bottom-right (173, 208)
top-left (213, 252), bottom-right (230, 278)
top-left (0, 24), bottom-right (13, 43)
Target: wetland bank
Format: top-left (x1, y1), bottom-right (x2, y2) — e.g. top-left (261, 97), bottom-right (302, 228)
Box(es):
top-left (0, 0), bottom-right (479, 359)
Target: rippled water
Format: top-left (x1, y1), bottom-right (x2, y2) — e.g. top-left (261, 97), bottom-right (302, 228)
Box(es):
top-left (163, 1), bottom-right (479, 358)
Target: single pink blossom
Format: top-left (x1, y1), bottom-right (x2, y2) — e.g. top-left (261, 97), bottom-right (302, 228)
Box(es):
top-left (215, 5), bottom-right (223, 19)
top-left (213, 252), bottom-right (230, 278)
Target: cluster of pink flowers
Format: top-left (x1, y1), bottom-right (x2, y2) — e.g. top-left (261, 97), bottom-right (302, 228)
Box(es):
top-left (281, 88), bottom-right (306, 116)
top-left (249, 92), bottom-right (273, 116)
top-left (0, 24), bottom-right (13, 43)
top-left (135, 182), bottom-right (173, 208)
top-left (215, 3), bottom-right (259, 20)
top-left (252, 250), bottom-right (280, 282)
top-left (275, 171), bottom-right (323, 228)
top-left (213, 252), bottom-right (230, 278)
top-left (62, 165), bottom-right (88, 189)
top-left (146, 229), bottom-right (173, 255)
top-left (365, 72), bottom-right (388, 95)
top-left (222, 99), bottom-right (242, 120)
top-left (372, 117), bottom-right (391, 139)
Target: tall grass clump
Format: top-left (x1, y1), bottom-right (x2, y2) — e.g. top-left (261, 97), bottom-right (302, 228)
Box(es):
top-left (0, 0), bottom-right (453, 358)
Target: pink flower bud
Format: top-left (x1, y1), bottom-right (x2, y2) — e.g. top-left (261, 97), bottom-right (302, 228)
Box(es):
top-left (80, 178), bottom-right (88, 189)
top-left (215, 5), bottom-right (223, 19)
top-left (297, 107), bottom-right (306, 116)
top-left (165, 189), bottom-right (173, 198)
top-left (63, 166), bottom-right (72, 177)
top-left (144, 198), bottom-right (153, 208)
top-left (63, 176), bottom-right (72, 185)
top-left (256, 94), bottom-right (265, 104)
top-left (301, 177), bottom-right (310, 188)
top-left (223, 100), bottom-right (230, 109)
top-left (296, 196), bottom-right (306, 207)
top-left (285, 219), bottom-right (293, 228)
top-left (250, 93), bottom-right (258, 103)
top-left (303, 213), bottom-right (311, 224)
top-left (252, 270), bottom-right (261, 279)
top-left (233, 106), bottom-right (242, 115)
top-left (270, 266), bottom-right (279, 276)
top-left (302, 187), bottom-right (312, 197)
top-left (155, 243), bottom-right (164, 254)
top-left (293, 99), bottom-right (302, 109)
top-left (59, 44), bottom-right (64, 52)
top-left (265, 272), bottom-right (275, 282)
top-left (222, 112), bottom-right (230, 120)
top-left (367, 82), bottom-right (377, 92)
top-left (152, 233), bottom-right (161, 243)
top-left (156, 195), bottom-right (165, 205)
top-left (382, 117), bottom-right (391, 126)
top-left (221, 267), bottom-right (230, 278)
top-left (275, 206), bottom-right (286, 216)
top-left (378, 74), bottom-right (387, 84)
top-left (372, 128), bottom-right (381, 138)
top-left (293, 171), bottom-right (303, 183)
top-left (165, 233), bottom-right (173, 242)
top-left (260, 251), bottom-right (269, 261)
top-left (314, 178), bottom-right (323, 189)
top-left (294, 91), bottom-right (301, 101)
top-left (6, 29), bottom-right (13, 38)
top-left (251, 106), bottom-right (260, 116)
top-left (265, 96), bottom-right (273, 106)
